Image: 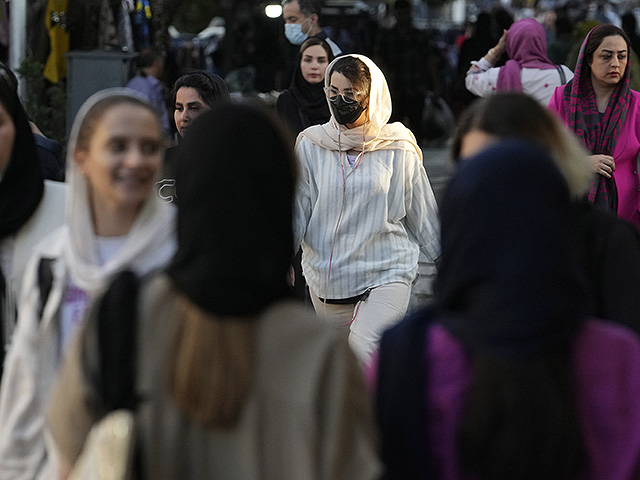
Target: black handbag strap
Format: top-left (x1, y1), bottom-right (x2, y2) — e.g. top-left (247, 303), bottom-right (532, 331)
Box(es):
top-left (555, 64), bottom-right (567, 85)
top-left (97, 270), bottom-right (140, 411)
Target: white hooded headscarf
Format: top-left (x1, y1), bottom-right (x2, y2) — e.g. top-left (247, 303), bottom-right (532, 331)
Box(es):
top-left (299, 54), bottom-right (422, 158)
top-left (62, 88), bottom-right (177, 293)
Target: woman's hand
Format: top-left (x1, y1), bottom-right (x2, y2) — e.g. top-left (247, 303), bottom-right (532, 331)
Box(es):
top-left (485, 30), bottom-right (507, 63)
top-left (288, 265), bottom-right (295, 287)
top-left (589, 154), bottom-right (615, 178)
top-left (494, 29), bottom-right (507, 57)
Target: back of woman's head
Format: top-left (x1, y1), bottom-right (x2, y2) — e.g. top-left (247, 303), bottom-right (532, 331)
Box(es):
top-left (170, 71), bottom-right (230, 108)
top-left (438, 139), bottom-right (587, 480)
top-left (167, 101), bottom-right (296, 429)
top-left (452, 93), bottom-right (592, 198)
top-left (168, 101), bottom-right (296, 317)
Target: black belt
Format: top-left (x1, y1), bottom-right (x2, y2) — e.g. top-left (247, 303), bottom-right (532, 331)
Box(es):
top-left (318, 288), bottom-right (372, 305)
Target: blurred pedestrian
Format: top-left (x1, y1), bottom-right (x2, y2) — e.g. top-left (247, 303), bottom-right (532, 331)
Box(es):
top-left (1, 61), bottom-right (65, 181)
top-left (0, 89), bottom-right (176, 479)
top-left (294, 54), bottom-right (440, 363)
top-left (0, 62), bottom-right (66, 378)
top-left (466, 18), bottom-right (573, 106)
top-left (547, 14), bottom-right (575, 65)
top-left (48, 102), bottom-right (381, 480)
top-left (452, 12), bottom-right (497, 115)
top-left (373, 0), bottom-right (440, 141)
top-left (126, 47), bottom-right (172, 139)
top-left (453, 92), bottom-right (640, 334)
top-left (372, 138), bottom-right (640, 480)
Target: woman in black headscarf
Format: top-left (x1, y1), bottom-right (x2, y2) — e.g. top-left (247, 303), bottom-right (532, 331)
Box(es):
top-left (0, 63), bottom-right (65, 375)
top-left (48, 102), bottom-right (380, 480)
top-left (159, 71), bottom-right (231, 203)
top-left (372, 139), bottom-right (640, 479)
top-left (276, 37), bottom-right (334, 138)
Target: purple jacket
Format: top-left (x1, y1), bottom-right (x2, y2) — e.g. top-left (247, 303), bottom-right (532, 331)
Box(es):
top-left (368, 319), bottom-right (640, 479)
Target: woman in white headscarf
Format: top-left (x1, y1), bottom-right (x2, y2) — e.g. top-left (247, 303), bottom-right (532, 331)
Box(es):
top-left (294, 54), bottom-right (441, 363)
top-left (0, 89), bottom-right (176, 480)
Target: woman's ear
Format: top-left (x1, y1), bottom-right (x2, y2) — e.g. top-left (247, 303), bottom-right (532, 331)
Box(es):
top-left (309, 13), bottom-right (319, 28)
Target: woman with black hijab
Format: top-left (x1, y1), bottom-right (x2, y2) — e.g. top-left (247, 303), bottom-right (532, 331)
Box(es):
top-left (0, 63), bottom-right (65, 375)
top-left (48, 102), bottom-right (380, 480)
top-left (159, 71), bottom-right (231, 203)
top-left (277, 37), bottom-right (334, 138)
top-left (371, 139), bottom-right (640, 479)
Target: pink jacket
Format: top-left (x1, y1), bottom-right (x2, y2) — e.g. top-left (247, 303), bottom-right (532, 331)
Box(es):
top-left (548, 86), bottom-right (640, 228)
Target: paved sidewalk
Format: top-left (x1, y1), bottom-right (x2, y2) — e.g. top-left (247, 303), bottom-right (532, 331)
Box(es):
top-left (410, 144), bottom-right (454, 310)
top-left (423, 145), bottom-right (455, 204)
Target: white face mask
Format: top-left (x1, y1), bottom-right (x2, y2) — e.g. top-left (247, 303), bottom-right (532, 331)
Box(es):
top-left (284, 17), bottom-right (310, 45)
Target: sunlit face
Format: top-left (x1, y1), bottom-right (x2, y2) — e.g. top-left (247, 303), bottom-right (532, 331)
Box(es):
top-left (0, 101), bottom-right (15, 173)
top-left (174, 87), bottom-right (210, 137)
top-left (459, 129), bottom-right (498, 160)
top-left (300, 45), bottom-right (329, 84)
top-left (329, 71), bottom-right (368, 128)
top-left (589, 35), bottom-right (628, 89)
top-left (75, 104), bottom-right (163, 217)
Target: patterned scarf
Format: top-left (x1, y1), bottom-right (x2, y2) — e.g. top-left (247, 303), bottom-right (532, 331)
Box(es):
top-left (562, 25), bottom-right (631, 211)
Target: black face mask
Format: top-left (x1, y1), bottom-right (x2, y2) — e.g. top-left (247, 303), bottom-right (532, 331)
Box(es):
top-left (330, 96), bottom-right (365, 125)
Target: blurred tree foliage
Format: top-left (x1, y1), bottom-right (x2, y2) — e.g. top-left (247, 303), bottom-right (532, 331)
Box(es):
top-left (16, 59), bottom-right (67, 144)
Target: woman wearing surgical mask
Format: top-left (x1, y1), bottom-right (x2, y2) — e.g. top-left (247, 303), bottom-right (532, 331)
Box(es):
top-left (293, 54), bottom-right (441, 364)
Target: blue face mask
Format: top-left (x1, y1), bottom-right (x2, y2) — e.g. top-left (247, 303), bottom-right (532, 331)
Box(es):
top-left (284, 17), bottom-right (310, 45)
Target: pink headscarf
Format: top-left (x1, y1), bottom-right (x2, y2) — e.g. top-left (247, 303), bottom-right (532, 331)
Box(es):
top-left (496, 18), bottom-right (556, 91)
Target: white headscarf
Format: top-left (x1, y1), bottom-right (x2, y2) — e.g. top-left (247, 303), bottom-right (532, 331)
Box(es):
top-left (62, 88), bottom-right (177, 293)
top-left (299, 54), bottom-right (422, 158)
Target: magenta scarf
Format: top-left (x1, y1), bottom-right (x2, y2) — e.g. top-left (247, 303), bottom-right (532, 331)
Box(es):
top-left (496, 18), bottom-right (556, 91)
top-left (561, 25), bottom-right (631, 211)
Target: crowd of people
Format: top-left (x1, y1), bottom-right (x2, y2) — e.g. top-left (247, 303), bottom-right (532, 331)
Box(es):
top-left (2, 0), bottom-right (640, 478)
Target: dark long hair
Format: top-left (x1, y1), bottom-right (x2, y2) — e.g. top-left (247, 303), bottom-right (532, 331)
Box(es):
top-left (170, 71), bottom-right (230, 108)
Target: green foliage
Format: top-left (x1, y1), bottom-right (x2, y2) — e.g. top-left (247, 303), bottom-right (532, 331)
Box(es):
top-left (15, 59), bottom-right (67, 144)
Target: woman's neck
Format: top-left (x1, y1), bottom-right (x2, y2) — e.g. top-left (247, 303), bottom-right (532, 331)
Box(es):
top-left (90, 199), bottom-right (140, 237)
top-left (591, 76), bottom-right (616, 113)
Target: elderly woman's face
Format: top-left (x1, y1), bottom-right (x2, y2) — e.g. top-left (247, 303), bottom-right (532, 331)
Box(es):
top-left (0, 100), bottom-right (15, 172)
top-left (589, 35), bottom-right (628, 88)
